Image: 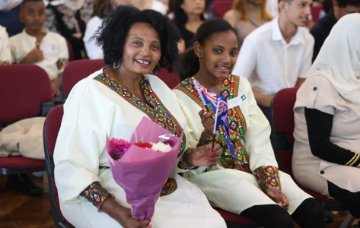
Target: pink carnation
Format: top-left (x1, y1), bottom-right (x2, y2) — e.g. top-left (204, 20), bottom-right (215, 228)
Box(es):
top-left (107, 138), bottom-right (131, 160)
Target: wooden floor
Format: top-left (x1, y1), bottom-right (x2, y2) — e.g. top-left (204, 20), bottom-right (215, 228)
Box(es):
top-left (0, 173), bottom-right (357, 228)
top-left (0, 174), bottom-right (54, 228)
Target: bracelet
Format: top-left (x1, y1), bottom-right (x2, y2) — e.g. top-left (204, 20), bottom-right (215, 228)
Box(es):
top-left (81, 181), bottom-right (114, 212)
top-left (178, 148), bottom-right (194, 170)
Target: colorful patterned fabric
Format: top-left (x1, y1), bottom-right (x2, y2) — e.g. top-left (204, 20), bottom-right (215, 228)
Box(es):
top-left (160, 178), bottom-right (177, 196)
top-left (175, 75), bottom-right (250, 172)
top-left (95, 72), bottom-right (184, 196)
top-left (81, 181), bottom-right (114, 211)
top-left (253, 166), bottom-right (281, 191)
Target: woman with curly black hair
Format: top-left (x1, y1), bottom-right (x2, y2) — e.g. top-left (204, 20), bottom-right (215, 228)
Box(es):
top-left (53, 5), bottom-right (226, 228)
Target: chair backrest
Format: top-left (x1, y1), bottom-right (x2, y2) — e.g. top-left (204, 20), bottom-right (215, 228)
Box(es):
top-left (272, 87), bottom-right (298, 175)
top-left (311, 2), bottom-right (323, 23)
top-left (63, 59), bottom-right (106, 98)
top-left (211, 0), bottom-right (233, 18)
top-left (43, 105), bottom-right (73, 227)
top-left (0, 64), bottom-right (53, 125)
top-left (155, 67), bottom-right (180, 89)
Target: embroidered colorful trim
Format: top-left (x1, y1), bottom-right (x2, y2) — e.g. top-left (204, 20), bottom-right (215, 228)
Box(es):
top-left (160, 178), bottom-right (177, 196)
top-left (176, 75), bottom-right (250, 172)
top-left (197, 131), bottom-right (214, 147)
top-left (94, 73), bottom-right (186, 154)
top-left (81, 181), bottom-right (114, 211)
top-left (253, 166), bottom-right (281, 191)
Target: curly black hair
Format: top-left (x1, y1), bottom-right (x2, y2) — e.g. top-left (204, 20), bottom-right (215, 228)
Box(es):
top-left (96, 6), bottom-right (181, 72)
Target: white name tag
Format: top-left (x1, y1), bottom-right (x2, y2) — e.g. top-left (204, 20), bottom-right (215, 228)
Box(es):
top-left (228, 93), bottom-right (247, 109)
top-left (41, 44), bottom-right (56, 54)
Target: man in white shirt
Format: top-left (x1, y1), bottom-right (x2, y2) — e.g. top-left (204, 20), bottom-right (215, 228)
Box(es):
top-left (232, 0), bottom-right (314, 151)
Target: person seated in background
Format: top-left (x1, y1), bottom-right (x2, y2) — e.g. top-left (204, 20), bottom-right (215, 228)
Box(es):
top-left (172, 0), bottom-right (207, 51)
top-left (0, 25), bottom-right (11, 65)
top-left (45, 0), bottom-right (87, 59)
top-left (83, 0), bottom-right (132, 60)
top-left (293, 13), bottom-right (360, 220)
top-left (310, 0), bottom-right (360, 62)
top-left (132, 0), bottom-right (169, 14)
top-left (223, 0), bottom-right (272, 46)
top-left (54, 5), bottom-right (226, 227)
top-left (9, 0), bottom-right (69, 97)
top-left (174, 18), bottom-right (324, 228)
top-left (232, 0), bottom-right (314, 151)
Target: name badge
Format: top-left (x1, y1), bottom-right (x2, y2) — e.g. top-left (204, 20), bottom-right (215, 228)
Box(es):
top-left (228, 93), bottom-right (247, 109)
top-left (41, 44), bottom-right (56, 54)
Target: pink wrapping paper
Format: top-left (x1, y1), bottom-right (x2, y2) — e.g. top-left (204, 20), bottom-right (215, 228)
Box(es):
top-left (106, 117), bottom-right (181, 221)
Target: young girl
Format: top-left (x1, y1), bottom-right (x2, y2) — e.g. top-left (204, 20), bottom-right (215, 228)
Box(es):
top-left (174, 18), bottom-right (324, 228)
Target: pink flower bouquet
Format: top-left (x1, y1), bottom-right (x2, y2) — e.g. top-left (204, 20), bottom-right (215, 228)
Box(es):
top-left (106, 117), bottom-right (181, 221)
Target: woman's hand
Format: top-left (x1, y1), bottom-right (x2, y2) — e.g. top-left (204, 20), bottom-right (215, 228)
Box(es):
top-left (188, 143), bottom-right (222, 167)
top-left (199, 109), bottom-right (215, 135)
top-left (101, 197), bottom-right (151, 228)
top-left (265, 187), bottom-right (289, 209)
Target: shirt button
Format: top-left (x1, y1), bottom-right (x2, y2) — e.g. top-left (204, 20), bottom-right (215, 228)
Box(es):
top-left (320, 170), bottom-right (324, 174)
top-left (313, 87), bottom-right (317, 91)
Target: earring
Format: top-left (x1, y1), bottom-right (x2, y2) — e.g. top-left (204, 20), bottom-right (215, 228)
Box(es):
top-left (112, 62), bottom-right (120, 69)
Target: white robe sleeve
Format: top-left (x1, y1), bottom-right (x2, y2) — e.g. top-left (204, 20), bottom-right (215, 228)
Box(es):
top-left (54, 77), bottom-right (108, 203)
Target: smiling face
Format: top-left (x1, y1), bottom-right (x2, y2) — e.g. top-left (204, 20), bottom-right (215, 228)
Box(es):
top-left (281, 0), bottom-right (312, 27)
top-left (118, 22), bottom-right (161, 77)
top-left (195, 30), bottom-right (239, 80)
top-left (20, 1), bottom-right (47, 35)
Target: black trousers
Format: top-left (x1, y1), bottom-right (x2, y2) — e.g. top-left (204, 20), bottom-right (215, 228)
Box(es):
top-left (241, 198), bottom-right (324, 228)
top-left (328, 181), bottom-right (360, 217)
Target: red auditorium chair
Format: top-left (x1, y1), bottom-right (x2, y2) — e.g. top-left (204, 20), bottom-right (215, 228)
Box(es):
top-left (62, 59), bottom-right (106, 98)
top-left (273, 87), bottom-right (354, 227)
top-left (212, 0), bottom-right (233, 18)
top-left (0, 64), bottom-right (53, 175)
top-left (43, 105), bottom-right (74, 227)
top-left (155, 67), bottom-right (180, 89)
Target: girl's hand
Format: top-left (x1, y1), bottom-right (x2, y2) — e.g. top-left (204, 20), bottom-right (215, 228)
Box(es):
top-left (188, 143), bottom-right (221, 167)
top-left (199, 109), bottom-right (214, 135)
top-left (265, 187), bottom-right (289, 209)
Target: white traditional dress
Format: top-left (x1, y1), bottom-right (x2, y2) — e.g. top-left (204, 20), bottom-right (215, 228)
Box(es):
top-left (54, 69), bottom-right (226, 228)
top-left (293, 13), bottom-right (360, 195)
top-left (174, 75), bottom-right (311, 214)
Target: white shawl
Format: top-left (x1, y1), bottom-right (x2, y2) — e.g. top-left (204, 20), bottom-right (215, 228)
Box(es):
top-left (308, 13), bottom-right (360, 105)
